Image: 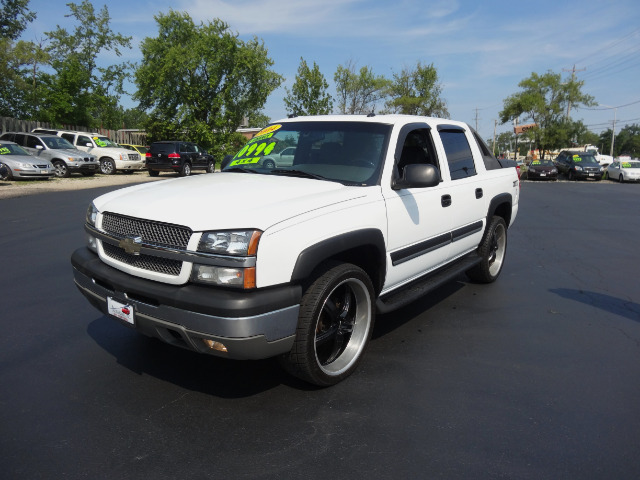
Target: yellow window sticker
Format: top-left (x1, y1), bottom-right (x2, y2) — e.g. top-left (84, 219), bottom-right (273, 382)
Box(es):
top-left (0, 147), bottom-right (10, 155)
top-left (229, 157), bottom-right (261, 167)
top-left (256, 124), bottom-right (281, 137)
top-left (573, 155), bottom-right (582, 162)
top-left (622, 163), bottom-right (631, 168)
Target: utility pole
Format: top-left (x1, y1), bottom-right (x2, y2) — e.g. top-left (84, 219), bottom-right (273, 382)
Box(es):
top-left (610, 108), bottom-right (617, 157)
top-left (563, 64), bottom-right (586, 119)
top-left (492, 119), bottom-right (497, 155)
top-left (474, 108), bottom-right (479, 131)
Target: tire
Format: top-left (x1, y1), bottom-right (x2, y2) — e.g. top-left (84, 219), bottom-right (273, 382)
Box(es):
top-left (568, 170), bottom-right (575, 181)
top-left (81, 171), bottom-right (96, 177)
top-left (0, 163), bottom-right (12, 181)
top-left (466, 216), bottom-right (508, 284)
top-left (53, 160), bottom-right (70, 178)
top-left (619, 174), bottom-right (624, 183)
top-left (280, 262), bottom-right (375, 386)
top-left (207, 161), bottom-right (215, 173)
top-left (263, 159), bottom-right (275, 170)
top-left (148, 169), bottom-right (159, 177)
top-left (180, 162), bottom-right (192, 177)
top-left (100, 158), bottom-right (116, 175)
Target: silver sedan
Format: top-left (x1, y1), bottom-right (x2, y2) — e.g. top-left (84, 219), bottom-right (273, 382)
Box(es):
top-left (606, 159), bottom-right (640, 183)
top-left (0, 141), bottom-right (55, 180)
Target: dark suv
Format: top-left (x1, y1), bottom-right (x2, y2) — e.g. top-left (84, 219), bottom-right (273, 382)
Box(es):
top-left (146, 141), bottom-right (215, 177)
top-left (554, 150), bottom-right (604, 181)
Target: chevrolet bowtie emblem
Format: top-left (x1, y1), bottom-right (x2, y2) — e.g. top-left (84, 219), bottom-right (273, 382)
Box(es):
top-left (119, 236), bottom-right (143, 255)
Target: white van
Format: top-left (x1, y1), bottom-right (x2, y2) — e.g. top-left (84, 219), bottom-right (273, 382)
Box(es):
top-left (32, 129), bottom-right (145, 175)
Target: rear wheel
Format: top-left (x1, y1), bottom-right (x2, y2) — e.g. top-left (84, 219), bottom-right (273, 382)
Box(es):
top-left (619, 174), bottom-right (624, 183)
top-left (148, 169), bottom-right (159, 177)
top-left (180, 162), bottom-right (192, 176)
top-left (467, 216), bottom-right (508, 284)
top-left (53, 160), bottom-right (70, 178)
top-left (280, 262), bottom-right (375, 386)
top-left (100, 158), bottom-right (116, 175)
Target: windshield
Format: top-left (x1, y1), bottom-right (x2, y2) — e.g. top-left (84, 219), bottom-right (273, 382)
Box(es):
top-left (42, 136), bottom-right (75, 150)
top-left (93, 136), bottom-right (119, 148)
top-left (0, 142), bottom-right (30, 156)
top-left (224, 121), bottom-right (392, 186)
top-left (529, 160), bottom-right (554, 166)
top-left (571, 153), bottom-right (599, 165)
top-left (621, 161), bottom-right (640, 169)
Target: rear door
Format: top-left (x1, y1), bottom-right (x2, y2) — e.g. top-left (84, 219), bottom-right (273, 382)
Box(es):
top-left (433, 125), bottom-right (486, 260)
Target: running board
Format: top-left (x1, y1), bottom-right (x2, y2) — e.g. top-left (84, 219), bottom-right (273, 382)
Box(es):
top-left (376, 253), bottom-right (482, 314)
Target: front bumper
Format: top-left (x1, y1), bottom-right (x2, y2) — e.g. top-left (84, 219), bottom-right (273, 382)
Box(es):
top-left (527, 170), bottom-right (558, 180)
top-left (71, 247), bottom-right (301, 359)
top-left (68, 162), bottom-right (99, 172)
top-left (573, 169), bottom-right (602, 180)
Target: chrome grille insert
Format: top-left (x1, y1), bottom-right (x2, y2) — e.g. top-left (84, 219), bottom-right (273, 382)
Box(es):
top-left (102, 242), bottom-right (182, 276)
top-left (102, 213), bottom-right (192, 248)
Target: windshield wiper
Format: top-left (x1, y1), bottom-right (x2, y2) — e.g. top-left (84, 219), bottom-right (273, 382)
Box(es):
top-left (269, 169), bottom-right (331, 181)
top-left (223, 167), bottom-right (260, 174)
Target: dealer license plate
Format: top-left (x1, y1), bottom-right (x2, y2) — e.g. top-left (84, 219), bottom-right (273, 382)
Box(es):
top-left (107, 297), bottom-right (135, 325)
top-left (589, 173), bottom-right (594, 176)
top-left (540, 173), bottom-right (546, 176)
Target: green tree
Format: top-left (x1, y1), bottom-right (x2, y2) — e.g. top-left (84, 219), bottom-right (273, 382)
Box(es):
top-left (383, 62), bottom-right (449, 118)
top-left (0, 0), bottom-right (38, 116)
top-left (600, 124), bottom-right (640, 157)
top-left (0, 0), bottom-right (35, 40)
top-left (499, 71), bottom-right (595, 159)
top-left (135, 11), bottom-right (282, 156)
top-left (40, 0), bottom-right (132, 128)
top-left (284, 57), bottom-right (333, 116)
top-left (334, 60), bottom-right (390, 114)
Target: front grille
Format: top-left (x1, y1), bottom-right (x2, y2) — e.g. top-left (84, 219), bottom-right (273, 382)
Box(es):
top-left (102, 242), bottom-right (182, 276)
top-left (36, 164), bottom-right (48, 168)
top-left (128, 154), bottom-right (139, 161)
top-left (102, 213), bottom-right (192, 248)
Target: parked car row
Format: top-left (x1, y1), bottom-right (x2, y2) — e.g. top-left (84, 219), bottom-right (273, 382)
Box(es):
top-left (32, 128), bottom-right (144, 175)
top-left (519, 149), bottom-right (639, 183)
top-left (0, 140), bottom-right (55, 180)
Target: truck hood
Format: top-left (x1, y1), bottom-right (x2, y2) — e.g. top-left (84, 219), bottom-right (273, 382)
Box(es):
top-left (93, 173), bottom-right (369, 231)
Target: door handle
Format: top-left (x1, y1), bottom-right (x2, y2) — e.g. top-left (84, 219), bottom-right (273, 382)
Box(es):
top-left (441, 194), bottom-right (452, 207)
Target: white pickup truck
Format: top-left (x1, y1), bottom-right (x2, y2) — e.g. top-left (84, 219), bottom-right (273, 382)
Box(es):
top-left (71, 115), bottom-right (519, 386)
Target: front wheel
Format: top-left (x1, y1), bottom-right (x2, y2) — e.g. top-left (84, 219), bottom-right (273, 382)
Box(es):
top-left (280, 262), bottom-right (375, 386)
top-left (207, 161), bottom-right (215, 173)
top-left (619, 174), bottom-right (624, 183)
top-left (0, 163), bottom-right (12, 180)
top-left (100, 158), bottom-right (116, 175)
top-left (466, 216), bottom-right (508, 284)
top-left (53, 160), bottom-right (70, 178)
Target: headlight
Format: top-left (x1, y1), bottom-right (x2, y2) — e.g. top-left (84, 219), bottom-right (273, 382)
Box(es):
top-left (192, 265), bottom-right (256, 288)
top-left (551, 168), bottom-right (557, 173)
top-left (575, 165), bottom-right (583, 171)
top-left (86, 203), bottom-right (98, 227)
top-left (198, 230), bottom-right (261, 256)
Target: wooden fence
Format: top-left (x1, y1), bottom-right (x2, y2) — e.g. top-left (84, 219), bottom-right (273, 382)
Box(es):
top-left (0, 116), bottom-right (148, 145)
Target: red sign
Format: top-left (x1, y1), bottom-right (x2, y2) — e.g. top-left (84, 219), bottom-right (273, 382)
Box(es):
top-left (514, 123), bottom-right (537, 135)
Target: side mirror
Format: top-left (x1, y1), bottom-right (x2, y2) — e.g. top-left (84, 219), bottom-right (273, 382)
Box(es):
top-left (35, 145), bottom-right (43, 150)
top-left (392, 164), bottom-right (440, 190)
top-left (85, 143), bottom-right (93, 147)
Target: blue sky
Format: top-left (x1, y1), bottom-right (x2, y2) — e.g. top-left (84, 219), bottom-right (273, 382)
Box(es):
top-left (21, 0), bottom-right (640, 140)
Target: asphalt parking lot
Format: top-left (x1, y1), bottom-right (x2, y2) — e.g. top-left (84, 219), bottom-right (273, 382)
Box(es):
top-left (1, 181), bottom-right (639, 479)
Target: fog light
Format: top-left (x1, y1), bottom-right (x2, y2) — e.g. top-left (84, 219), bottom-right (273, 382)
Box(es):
top-left (87, 234), bottom-right (97, 252)
top-left (203, 339), bottom-right (227, 352)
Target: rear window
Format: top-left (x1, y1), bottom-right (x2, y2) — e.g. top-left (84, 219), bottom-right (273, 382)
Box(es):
top-left (151, 143), bottom-right (178, 154)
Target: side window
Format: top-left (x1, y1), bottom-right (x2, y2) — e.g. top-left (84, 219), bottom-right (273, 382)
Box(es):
top-left (439, 129), bottom-right (477, 180)
top-left (77, 135), bottom-right (92, 146)
top-left (14, 134), bottom-right (26, 146)
top-left (396, 128), bottom-right (439, 177)
top-left (26, 135), bottom-right (43, 149)
top-left (61, 133), bottom-right (75, 144)
top-left (179, 143), bottom-right (187, 153)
